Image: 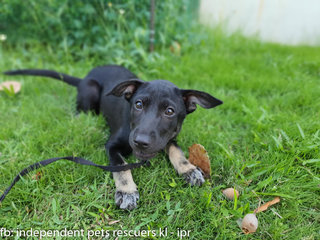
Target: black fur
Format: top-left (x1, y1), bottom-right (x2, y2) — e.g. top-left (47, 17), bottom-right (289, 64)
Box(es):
top-left (4, 65), bottom-right (223, 209)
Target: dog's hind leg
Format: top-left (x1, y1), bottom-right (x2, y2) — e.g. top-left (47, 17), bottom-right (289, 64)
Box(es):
top-left (76, 79), bottom-right (101, 114)
top-left (166, 141), bottom-right (205, 186)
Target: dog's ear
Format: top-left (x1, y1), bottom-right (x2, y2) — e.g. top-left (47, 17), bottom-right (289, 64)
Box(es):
top-left (107, 79), bottom-right (144, 100)
top-left (180, 89), bottom-right (223, 114)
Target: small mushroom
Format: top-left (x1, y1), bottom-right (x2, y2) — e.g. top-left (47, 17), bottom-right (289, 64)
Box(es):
top-left (241, 213), bottom-right (258, 234)
top-left (222, 188), bottom-right (239, 200)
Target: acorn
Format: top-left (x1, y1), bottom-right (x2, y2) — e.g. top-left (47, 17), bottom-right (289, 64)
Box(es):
top-left (222, 188), bottom-right (239, 200)
top-left (241, 213), bottom-right (258, 234)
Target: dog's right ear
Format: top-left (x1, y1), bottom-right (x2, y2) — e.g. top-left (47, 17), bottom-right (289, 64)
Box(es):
top-left (106, 79), bottom-right (144, 100)
top-left (181, 89), bottom-right (223, 114)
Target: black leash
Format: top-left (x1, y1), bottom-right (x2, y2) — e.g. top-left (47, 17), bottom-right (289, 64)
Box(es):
top-left (0, 156), bottom-right (148, 203)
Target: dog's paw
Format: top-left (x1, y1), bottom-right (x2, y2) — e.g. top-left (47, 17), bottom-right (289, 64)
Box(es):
top-left (183, 168), bottom-right (205, 186)
top-left (115, 191), bottom-right (139, 210)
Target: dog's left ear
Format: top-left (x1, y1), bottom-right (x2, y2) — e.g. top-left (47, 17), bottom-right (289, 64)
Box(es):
top-left (107, 79), bottom-right (144, 100)
top-left (181, 89), bottom-right (223, 114)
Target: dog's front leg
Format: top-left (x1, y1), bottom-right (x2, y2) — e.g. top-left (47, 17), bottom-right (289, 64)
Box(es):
top-left (166, 142), bottom-right (205, 186)
top-left (113, 169), bottom-right (139, 210)
top-left (107, 145), bottom-right (139, 210)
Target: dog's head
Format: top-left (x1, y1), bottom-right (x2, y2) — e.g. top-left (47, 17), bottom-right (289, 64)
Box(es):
top-left (108, 79), bottom-right (222, 160)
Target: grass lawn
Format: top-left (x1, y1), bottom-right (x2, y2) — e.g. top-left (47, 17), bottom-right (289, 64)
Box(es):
top-left (0, 31), bottom-right (319, 239)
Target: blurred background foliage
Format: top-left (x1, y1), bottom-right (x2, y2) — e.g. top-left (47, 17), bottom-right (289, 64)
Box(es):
top-left (0, 0), bottom-right (201, 67)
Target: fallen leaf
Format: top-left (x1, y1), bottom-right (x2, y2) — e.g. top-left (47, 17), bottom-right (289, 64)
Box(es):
top-left (170, 41), bottom-right (181, 56)
top-left (188, 144), bottom-right (211, 178)
top-left (31, 171), bottom-right (42, 181)
top-left (108, 220), bottom-right (120, 225)
top-left (254, 196), bottom-right (280, 213)
top-left (243, 179), bottom-right (253, 186)
top-left (0, 81), bottom-right (21, 94)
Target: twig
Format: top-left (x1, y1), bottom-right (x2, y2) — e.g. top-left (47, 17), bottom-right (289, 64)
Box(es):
top-left (270, 208), bottom-right (283, 219)
top-left (149, 0), bottom-right (155, 52)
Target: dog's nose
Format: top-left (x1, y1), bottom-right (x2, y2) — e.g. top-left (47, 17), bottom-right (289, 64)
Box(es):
top-left (133, 135), bottom-right (150, 149)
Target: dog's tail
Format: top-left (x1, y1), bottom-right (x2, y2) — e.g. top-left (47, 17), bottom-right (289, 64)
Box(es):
top-left (3, 69), bottom-right (81, 87)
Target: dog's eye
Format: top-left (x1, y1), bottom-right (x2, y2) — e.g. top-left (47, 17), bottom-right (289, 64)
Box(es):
top-left (165, 107), bottom-right (175, 116)
top-left (135, 100), bottom-right (143, 110)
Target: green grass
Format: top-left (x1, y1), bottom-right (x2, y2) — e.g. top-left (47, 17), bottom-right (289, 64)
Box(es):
top-left (0, 31), bottom-right (319, 239)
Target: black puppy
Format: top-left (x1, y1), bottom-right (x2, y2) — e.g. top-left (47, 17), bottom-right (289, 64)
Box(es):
top-left (5, 65), bottom-right (222, 210)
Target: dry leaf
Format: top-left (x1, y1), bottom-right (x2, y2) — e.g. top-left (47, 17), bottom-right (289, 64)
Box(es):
top-left (170, 41), bottom-right (181, 55)
top-left (108, 220), bottom-right (120, 225)
top-left (254, 196), bottom-right (280, 213)
top-left (0, 81), bottom-right (21, 94)
top-left (31, 171), bottom-right (42, 181)
top-left (243, 179), bottom-right (253, 186)
top-left (188, 144), bottom-right (211, 178)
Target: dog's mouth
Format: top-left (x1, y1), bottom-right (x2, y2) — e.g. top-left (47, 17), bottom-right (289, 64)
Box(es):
top-left (133, 151), bottom-right (157, 160)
